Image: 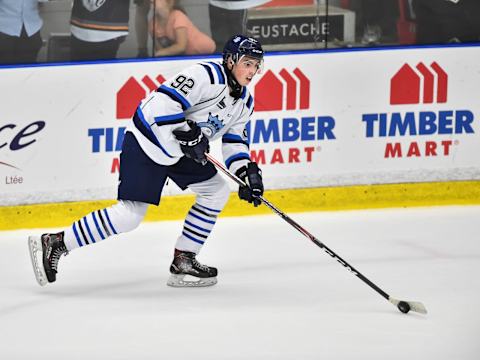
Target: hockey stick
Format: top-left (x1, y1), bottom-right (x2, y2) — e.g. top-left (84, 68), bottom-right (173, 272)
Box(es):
top-left (206, 153), bottom-right (427, 315)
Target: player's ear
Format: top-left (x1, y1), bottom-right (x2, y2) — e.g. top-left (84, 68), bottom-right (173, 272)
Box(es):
top-left (227, 56), bottom-right (235, 70)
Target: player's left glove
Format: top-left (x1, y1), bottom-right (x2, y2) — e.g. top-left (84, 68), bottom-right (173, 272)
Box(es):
top-left (173, 120), bottom-right (209, 165)
top-left (235, 162), bottom-right (263, 207)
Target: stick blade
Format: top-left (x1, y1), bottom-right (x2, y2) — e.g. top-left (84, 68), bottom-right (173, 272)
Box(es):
top-left (389, 297), bottom-right (428, 314)
top-left (405, 300), bottom-right (428, 314)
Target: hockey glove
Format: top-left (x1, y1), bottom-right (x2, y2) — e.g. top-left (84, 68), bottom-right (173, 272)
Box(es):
top-left (235, 162), bottom-right (264, 207)
top-left (173, 120), bottom-right (209, 165)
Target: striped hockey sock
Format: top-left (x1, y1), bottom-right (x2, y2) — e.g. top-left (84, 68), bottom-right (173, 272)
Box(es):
top-left (175, 203), bottom-right (221, 253)
top-left (62, 201), bottom-right (148, 251)
top-left (63, 208), bottom-right (118, 250)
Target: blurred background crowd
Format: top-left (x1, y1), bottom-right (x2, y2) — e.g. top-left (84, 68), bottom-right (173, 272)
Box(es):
top-left (1, 0), bottom-right (479, 65)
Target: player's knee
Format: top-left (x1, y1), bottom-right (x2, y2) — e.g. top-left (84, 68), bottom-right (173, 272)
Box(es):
top-left (110, 200), bottom-right (148, 233)
top-left (196, 175), bottom-right (230, 211)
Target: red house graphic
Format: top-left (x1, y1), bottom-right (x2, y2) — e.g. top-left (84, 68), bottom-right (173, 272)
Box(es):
top-left (116, 74), bottom-right (166, 119)
top-left (255, 68), bottom-right (310, 111)
top-left (390, 62), bottom-right (448, 105)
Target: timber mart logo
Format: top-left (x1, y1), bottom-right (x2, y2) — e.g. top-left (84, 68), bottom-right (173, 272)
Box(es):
top-left (254, 68), bottom-right (310, 111)
top-left (390, 62), bottom-right (447, 105)
top-left (362, 61), bottom-right (476, 159)
top-left (116, 74), bottom-right (166, 119)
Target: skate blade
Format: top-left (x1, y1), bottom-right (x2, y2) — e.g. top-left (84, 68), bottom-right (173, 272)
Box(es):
top-left (167, 274), bottom-right (217, 288)
top-left (28, 236), bottom-right (48, 287)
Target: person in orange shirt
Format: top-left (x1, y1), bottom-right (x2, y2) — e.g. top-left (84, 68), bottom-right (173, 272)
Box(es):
top-left (149, 0), bottom-right (216, 56)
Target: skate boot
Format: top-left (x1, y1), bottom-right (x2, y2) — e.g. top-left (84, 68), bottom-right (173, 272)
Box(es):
top-left (167, 249), bottom-right (217, 287)
top-left (28, 232), bottom-right (68, 286)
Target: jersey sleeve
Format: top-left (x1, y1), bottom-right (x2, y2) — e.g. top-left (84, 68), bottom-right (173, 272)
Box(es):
top-left (221, 88), bottom-right (255, 174)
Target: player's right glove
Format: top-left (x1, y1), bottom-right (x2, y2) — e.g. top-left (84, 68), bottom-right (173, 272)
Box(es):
top-left (235, 162), bottom-right (263, 207)
top-left (173, 120), bottom-right (209, 165)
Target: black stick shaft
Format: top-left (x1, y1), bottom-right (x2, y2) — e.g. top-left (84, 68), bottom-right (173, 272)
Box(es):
top-left (206, 153), bottom-right (390, 301)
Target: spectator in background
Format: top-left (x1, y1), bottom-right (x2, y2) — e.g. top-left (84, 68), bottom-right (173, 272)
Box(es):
top-left (149, 0), bottom-right (216, 56)
top-left (208, 0), bottom-right (270, 52)
top-left (135, 0), bottom-right (151, 57)
top-left (0, 0), bottom-right (44, 65)
top-left (348, 0), bottom-right (399, 45)
top-left (412, 0), bottom-right (480, 44)
top-left (70, 0), bottom-right (130, 61)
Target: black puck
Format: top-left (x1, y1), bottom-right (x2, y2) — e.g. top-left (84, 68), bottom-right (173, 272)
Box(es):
top-left (398, 301), bottom-right (411, 314)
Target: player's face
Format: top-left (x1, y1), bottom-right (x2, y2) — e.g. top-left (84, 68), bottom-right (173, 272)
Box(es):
top-left (232, 56), bottom-right (262, 86)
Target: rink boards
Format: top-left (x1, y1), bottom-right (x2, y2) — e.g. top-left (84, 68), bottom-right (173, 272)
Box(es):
top-left (1, 44), bottom-right (479, 229)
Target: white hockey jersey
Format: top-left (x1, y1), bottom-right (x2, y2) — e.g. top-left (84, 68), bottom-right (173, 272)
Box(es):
top-left (128, 60), bottom-right (253, 174)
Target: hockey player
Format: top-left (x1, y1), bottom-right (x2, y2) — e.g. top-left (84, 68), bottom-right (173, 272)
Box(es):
top-left (28, 34), bottom-right (265, 288)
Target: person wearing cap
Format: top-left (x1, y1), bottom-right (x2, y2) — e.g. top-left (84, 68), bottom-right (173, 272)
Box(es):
top-left (28, 35), bottom-right (265, 288)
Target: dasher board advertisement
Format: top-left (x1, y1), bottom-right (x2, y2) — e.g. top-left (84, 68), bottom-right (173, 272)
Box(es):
top-left (1, 45), bottom-right (479, 205)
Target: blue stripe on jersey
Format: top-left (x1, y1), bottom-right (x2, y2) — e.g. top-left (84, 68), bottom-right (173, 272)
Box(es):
top-left (182, 231), bottom-right (205, 245)
top-left (103, 209), bottom-right (118, 235)
top-left (136, 107), bottom-right (152, 128)
top-left (188, 211), bottom-right (216, 225)
top-left (222, 133), bottom-right (249, 146)
top-left (196, 203), bottom-right (221, 213)
top-left (92, 211), bottom-right (105, 240)
top-left (134, 108), bottom-right (174, 158)
top-left (184, 220), bottom-right (211, 234)
top-left (134, 108), bottom-right (157, 143)
top-left (225, 152), bottom-right (250, 168)
top-left (158, 85), bottom-right (191, 110)
top-left (208, 62), bottom-right (225, 84)
top-left (72, 222), bottom-right (83, 247)
top-left (246, 95), bottom-right (253, 110)
top-left (201, 64), bottom-right (215, 84)
top-left (240, 86), bottom-right (247, 100)
top-left (83, 216), bottom-right (96, 244)
top-left (154, 113), bottom-right (186, 126)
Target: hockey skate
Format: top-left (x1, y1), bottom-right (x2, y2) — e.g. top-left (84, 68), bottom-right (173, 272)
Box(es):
top-left (28, 232), bottom-right (68, 286)
top-left (167, 250), bottom-right (217, 287)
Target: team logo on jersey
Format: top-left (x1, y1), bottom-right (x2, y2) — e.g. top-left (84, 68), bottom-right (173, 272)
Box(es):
top-left (82, 0), bottom-right (106, 12)
top-left (198, 113), bottom-right (224, 137)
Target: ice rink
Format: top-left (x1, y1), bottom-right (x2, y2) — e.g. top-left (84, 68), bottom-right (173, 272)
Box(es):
top-left (0, 205), bottom-right (479, 359)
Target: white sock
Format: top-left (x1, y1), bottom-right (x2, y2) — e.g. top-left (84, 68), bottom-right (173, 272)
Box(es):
top-left (175, 203), bottom-right (221, 253)
top-left (174, 173), bottom-right (230, 254)
top-left (63, 200), bottom-right (148, 251)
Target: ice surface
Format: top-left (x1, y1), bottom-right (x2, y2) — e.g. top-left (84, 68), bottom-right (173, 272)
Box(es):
top-left (0, 206), bottom-right (479, 360)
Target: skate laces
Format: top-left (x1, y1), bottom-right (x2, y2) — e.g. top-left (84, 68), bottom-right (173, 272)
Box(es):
top-left (192, 257), bottom-right (210, 272)
top-left (50, 247), bottom-right (68, 272)
top-left (45, 234), bottom-right (68, 272)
